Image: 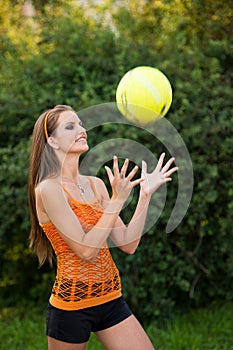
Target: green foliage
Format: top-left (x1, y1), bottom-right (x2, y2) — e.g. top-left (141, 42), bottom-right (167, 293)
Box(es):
top-left (0, 0), bottom-right (232, 325)
top-left (0, 303), bottom-right (105, 349)
top-left (0, 141), bottom-right (55, 304)
top-left (1, 302), bottom-right (233, 349)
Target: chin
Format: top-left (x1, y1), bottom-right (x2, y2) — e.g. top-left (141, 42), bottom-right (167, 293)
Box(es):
top-left (76, 144), bottom-right (89, 153)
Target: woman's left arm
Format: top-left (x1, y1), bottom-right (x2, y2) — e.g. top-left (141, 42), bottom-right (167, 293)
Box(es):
top-left (110, 153), bottom-right (178, 254)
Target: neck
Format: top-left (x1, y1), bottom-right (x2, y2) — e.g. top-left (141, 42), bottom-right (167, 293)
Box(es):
top-left (59, 154), bottom-right (80, 183)
top-left (61, 174), bottom-right (79, 183)
top-left (60, 174), bottom-right (85, 196)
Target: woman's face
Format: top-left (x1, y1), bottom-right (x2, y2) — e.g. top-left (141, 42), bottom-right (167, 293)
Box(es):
top-left (51, 110), bottom-right (89, 154)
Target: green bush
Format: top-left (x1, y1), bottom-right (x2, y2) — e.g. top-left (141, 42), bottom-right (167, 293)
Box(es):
top-left (0, 0), bottom-right (232, 325)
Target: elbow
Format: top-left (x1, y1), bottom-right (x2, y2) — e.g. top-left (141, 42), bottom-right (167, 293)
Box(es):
top-left (78, 248), bottom-right (99, 263)
top-left (119, 240), bottom-right (140, 255)
top-left (126, 249), bottom-right (136, 255)
top-left (120, 246), bottom-right (137, 255)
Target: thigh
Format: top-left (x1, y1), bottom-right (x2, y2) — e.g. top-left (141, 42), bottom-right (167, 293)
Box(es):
top-left (48, 337), bottom-right (87, 350)
top-left (95, 314), bottom-right (155, 350)
top-left (46, 303), bottom-right (92, 345)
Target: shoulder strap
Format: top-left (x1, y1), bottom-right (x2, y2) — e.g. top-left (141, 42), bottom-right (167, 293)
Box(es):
top-left (87, 177), bottom-right (98, 201)
top-left (61, 185), bottom-right (74, 203)
top-left (61, 178), bottom-right (98, 203)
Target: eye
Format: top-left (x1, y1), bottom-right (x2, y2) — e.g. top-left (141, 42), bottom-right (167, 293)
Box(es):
top-left (65, 124), bottom-right (74, 130)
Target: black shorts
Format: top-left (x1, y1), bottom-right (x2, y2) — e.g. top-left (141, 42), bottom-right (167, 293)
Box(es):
top-left (46, 296), bottom-right (132, 344)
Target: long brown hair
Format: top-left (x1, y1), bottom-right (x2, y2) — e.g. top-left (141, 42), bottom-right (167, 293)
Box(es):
top-left (28, 105), bottom-right (74, 266)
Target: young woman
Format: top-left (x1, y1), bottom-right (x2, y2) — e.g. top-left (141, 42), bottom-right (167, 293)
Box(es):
top-left (28, 104), bottom-right (178, 350)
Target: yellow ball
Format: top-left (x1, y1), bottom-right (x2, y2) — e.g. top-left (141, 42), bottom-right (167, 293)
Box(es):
top-left (116, 66), bottom-right (172, 125)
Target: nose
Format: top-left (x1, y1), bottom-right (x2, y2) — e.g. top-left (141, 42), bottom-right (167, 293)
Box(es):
top-left (77, 125), bottom-right (87, 138)
top-left (80, 126), bottom-right (86, 135)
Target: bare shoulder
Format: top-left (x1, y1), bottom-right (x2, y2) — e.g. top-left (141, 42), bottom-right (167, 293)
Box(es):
top-left (35, 179), bottom-right (65, 200)
top-left (35, 180), bottom-right (64, 222)
top-left (88, 175), bottom-right (105, 186)
top-left (35, 179), bottom-right (70, 220)
top-left (88, 175), bottom-right (110, 202)
top-left (36, 179), bottom-right (59, 192)
top-left (88, 176), bottom-right (107, 191)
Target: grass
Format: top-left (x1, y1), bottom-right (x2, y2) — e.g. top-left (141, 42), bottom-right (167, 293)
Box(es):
top-left (148, 301), bottom-right (233, 350)
top-left (0, 301), bottom-right (232, 350)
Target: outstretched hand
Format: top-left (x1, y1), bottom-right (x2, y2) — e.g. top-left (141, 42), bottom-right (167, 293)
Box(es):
top-left (140, 153), bottom-right (178, 196)
top-left (105, 156), bottom-right (143, 202)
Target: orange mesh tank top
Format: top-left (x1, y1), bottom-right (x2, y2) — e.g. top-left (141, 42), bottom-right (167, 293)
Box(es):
top-left (40, 178), bottom-right (122, 311)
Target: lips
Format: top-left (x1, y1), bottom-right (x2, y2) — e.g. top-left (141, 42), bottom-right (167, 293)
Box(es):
top-left (75, 134), bottom-right (87, 142)
top-left (76, 137), bottom-right (86, 142)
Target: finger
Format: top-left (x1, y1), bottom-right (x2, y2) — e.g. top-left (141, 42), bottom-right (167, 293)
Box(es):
top-left (163, 177), bottom-right (172, 183)
top-left (120, 158), bottom-right (129, 177)
top-left (113, 155), bottom-right (120, 177)
top-left (141, 160), bottom-right (147, 175)
top-left (131, 177), bottom-right (145, 187)
top-left (105, 166), bottom-right (114, 183)
top-left (126, 165), bottom-right (139, 181)
top-left (163, 166), bottom-right (178, 178)
top-left (162, 157), bottom-right (176, 174)
top-left (155, 152), bottom-right (166, 171)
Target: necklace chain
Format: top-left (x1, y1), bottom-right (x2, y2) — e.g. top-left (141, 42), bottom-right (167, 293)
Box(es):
top-left (61, 177), bottom-right (85, 196)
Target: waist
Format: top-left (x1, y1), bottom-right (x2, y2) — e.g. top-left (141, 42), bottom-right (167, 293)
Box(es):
top-left (53, 275), bottom-right (121, 297)
top-left (50, 290), bottom-right (122, 311)
top-left (50, 277), bottom-right (122, 310)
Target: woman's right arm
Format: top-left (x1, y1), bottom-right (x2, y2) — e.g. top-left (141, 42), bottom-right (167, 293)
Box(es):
top-left (37, 158), bottom-right (141, 262)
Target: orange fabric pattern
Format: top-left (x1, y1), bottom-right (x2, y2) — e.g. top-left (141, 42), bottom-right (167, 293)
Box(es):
top-left (40, 187), bottom-right (122, 311)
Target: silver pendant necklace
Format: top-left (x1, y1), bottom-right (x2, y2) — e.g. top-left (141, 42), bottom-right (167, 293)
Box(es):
top-left (62, 177), bottom-right (85, 196)
top-left (77, 184), bottom-right (85, 196)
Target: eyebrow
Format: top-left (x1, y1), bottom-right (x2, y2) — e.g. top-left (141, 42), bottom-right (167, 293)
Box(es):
top-left (64, 116), bottom-right (81, 123)
top-left (65, 121), bottom-right (75, 125)
top-left (63, 120), bottom-right (83, 126)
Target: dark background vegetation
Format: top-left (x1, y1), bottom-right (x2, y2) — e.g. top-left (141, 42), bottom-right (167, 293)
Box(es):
top-left (0, 0), bottom-right (232, 325)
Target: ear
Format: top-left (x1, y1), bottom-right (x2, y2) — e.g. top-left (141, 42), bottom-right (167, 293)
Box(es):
top-left (47, 136), bottom-right (59, 150)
